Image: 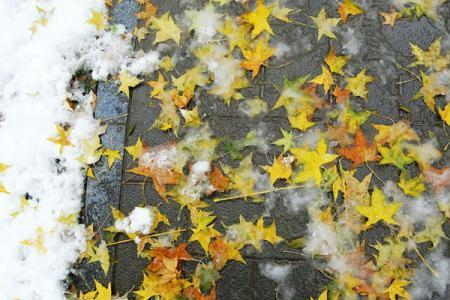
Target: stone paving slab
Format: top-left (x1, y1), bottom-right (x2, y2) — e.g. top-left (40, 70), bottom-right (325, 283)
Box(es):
top-left (78, 0), bottom-right (450, 298)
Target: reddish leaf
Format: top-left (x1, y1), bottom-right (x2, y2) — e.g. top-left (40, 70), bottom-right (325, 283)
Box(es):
top-left (337, 128), bottom-right (380, 168)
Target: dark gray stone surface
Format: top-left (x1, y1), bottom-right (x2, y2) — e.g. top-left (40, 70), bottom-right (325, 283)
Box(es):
top-left (79, 0), bottom-right (450, 298)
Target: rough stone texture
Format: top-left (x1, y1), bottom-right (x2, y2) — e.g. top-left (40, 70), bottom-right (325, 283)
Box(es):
top-left (76, 0), bottom-right (139, 291)
top-left (80, 0), bottom-right (450, 298)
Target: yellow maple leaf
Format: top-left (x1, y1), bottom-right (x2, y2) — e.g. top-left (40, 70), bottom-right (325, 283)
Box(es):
top-left (147, 72), bottom-right (167, 97)
top-left (118, 71), bottom-right (142, 98)
top-left (0, 162), bottom-right (9, 173)
top-left (88, 241), bottom-right (110, 275)
top-left (398, 171), bottom-right (426, 197)
top-left (242, 0), bottom-right (274, 39)
top-left (414, 71), bottom-right (448, 111)
top-left (151, 12), bottom-right (182, 45)
top-left (136, 1), bottom-right (157, 27)
top-left (383, 279), bottom-right (410, 300)
top-left (190, 224), bottom-right (221, 254)
top-left (343, 171), bottom-right (371, 205)
top-left (189, 209), bottom-right (220, 253)
top-left (338, 0), bottom-right (364, 23)
top-left (325, 48), bottom-right (349, 75)
top-left (287, 109), bottom-right (316, 131)
top-left (222, 154), bottom-right (256, 199)
top-left (93, 280), bottom-right (112, 300)
top-left (380, 8), bottom-right (401, 26)
top-left (291, 137), bottom-right (338, 185)
top-left (102, 148), bottom-right (121, 168)
top-left (409, 38), bottom-right (450, 72)
top-left (415, 217), bottom-right (446, 248)
top-left (77, 136), bottom-right (104, 164)
top-left (125, 136), bottom-right (143, 161)
top-left (411, 0), bottom-right (447, 20)
top-left (315, 290), bottom-right (328, 300)
top-left (226, 216), bottom-right (282, 250)
top-left (21, 227), bottom-right (47, 254)
top-left (87, 10), bottom-right (106, 32)
top-left (47, 124), bottom-right (73, 154)
top-left (241, 36), bottom-right (275, 78)
top-left (355, 188), bottom-right (402, 228)
top-left (373, 120), bottom-right (419, 146)
top-left (135, 273), bottom-right (159, 299)
top-left (346, 68), bottom-right (374, 100)
top-left (310, 7), bottom-right (340, 40)
top-left (150, 90), bottom-right (181, 134)
top-left (271, 1), bottom-right (293, 23)
top-left (262, 155), bottom-right (294, 185)
top-left (159, 56), bottom-right (174, 72)
top-left (326, 165), bottom-right (344, 201)
top-left (180, 106), bottom-right (202, 128)
top-left (438, 102), bottom-right (450, 126)
top-left (87, 166), bottom-right (95, 179)
top-left (273, 128), bottom-right (295, 153)
top-left (310, 65), bottom-right (334, 93)
top-left (133, 26), bottom-right (149, 42)
top-left (220, 17), bottom-right (250, 51)
top-left (0, 163), bottom-right (10, 194)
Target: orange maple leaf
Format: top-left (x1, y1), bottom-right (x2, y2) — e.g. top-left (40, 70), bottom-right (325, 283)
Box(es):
top-left (241, 37), bottom-right (275, 78)
top-left (209, 165), bottom-right (230, 192)
top-left (332, 86), bottom-right (351, 104)
top-left (128, 141), bottom-right (181, 200)
top-left (148, 243), bottom-right (192, 273)
top-left (208, 237), bottom-right (244, 270)
top-left (183, 286), bottom-right (216, 300)
top-left (337, 128), bottom-right (380, 168)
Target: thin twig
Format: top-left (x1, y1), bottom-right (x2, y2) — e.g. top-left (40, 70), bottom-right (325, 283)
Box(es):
top-left (93, 211), bottom-right (113, 236)
top-left (413, 245), bottom-right (438, 277)
top-left (213, 184), bottom-right (306, 203)
top-left (395, 63), bottom-right (422, 83)
top-left (106, 229), bottom-right (186, 247)
top-left (260, 81), bottom-right (281, 93)
top-left (291, 20), bottom-right (316, 29)
top-left (396, 78), bottom-right (419, 85)
top-left (373, 112), bottom-right (395, 124)
top-left (365, 162), bottom-right (385, 184)
top-left (264, 60), bottom-right (293, 69)
top-left (102, 114), bottom-right (128, 122)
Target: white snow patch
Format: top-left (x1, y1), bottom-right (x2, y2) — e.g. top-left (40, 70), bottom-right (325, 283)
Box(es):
top-left (341, 28), bottom-right (361, 56)
top-left (409, 245), bottom-right (450, 299)
top-left (180, 160), bottom-right (215, 200)
top-left (115, 207), bottom-right (155, 235)
top-left (260, 262), bottom-right (295, 300)
top-left (303, 220), bottom-right (339, 256)
top-left (273, 42), bottom-right (291, 59)
top-left (0, 0), bottom-right (159, 297)
top-left (186, 5), bottom-right (222, 44)
top-left (0, 0), bottom-right (111, 298)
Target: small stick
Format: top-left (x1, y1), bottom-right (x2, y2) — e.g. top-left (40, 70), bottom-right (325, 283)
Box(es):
top-left (264, 60), bottom-right (293, 69)
top-left (213, 184), bottom-right (306, 203)
top-left (106, 229), bottom-right (186, 247)
top-left (291, 20), bottom-right (316, 29)
top-left (413, 245), bottom-right (439, 277)
top-left (365, 162), bottom-right (385, 184)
